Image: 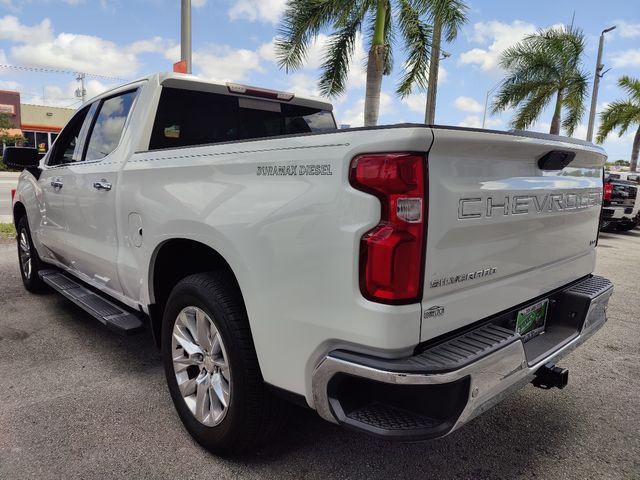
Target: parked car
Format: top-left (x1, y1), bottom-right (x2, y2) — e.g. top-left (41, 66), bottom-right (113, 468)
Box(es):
top-left (7, 73), bottom-right (613, 455)
top-left (607, 171), bottom-right (640, 184)
top-left (601, 174), bottom-right (639, 231)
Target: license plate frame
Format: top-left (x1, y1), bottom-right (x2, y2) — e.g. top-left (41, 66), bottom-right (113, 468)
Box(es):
top-left (516, 299), bottom-right (549, 341)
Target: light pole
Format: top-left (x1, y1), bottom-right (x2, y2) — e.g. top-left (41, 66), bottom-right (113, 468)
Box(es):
top-left (181, 0), bottom-right (192, 74)
top-left (586, 25), bottom-right (616, 142)
top-left (482, 81), bottom-right (501, 129)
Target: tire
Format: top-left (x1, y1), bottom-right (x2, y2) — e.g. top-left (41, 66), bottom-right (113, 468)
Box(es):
top-left (161, 272), bottom-right (285, 456)
top-left (16, 215), bottom-right (47, 293)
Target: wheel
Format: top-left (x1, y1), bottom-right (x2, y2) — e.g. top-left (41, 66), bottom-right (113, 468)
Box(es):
top-left (16, 215), bottom-right (47, 293)
top-left (161, 272), bottom-right (285, 456)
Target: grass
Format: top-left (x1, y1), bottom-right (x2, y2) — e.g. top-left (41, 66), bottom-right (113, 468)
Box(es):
top-left (0, 222), bottom-right (16, 239)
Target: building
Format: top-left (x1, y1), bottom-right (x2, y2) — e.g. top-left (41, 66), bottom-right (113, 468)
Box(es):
top-left (21, 104), bottom-right (75, 152)
top-left (0, 89), bottom-right (75, 153)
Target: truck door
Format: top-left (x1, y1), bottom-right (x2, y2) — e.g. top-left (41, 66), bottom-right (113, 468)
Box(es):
top-left (35, 105), bottom-right (93, 265)
top-left (61, 89), bottom-right (139, 296)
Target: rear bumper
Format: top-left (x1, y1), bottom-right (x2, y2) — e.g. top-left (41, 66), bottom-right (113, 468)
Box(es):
top-left (312, 275), bottom-right (613, 441)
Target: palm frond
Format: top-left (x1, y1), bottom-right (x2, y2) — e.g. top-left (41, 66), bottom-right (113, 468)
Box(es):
top-left (395, 0), bottom-right (432, 97)
top-left (561, 70), bottom-right (589, 136)
top-left (275, 0), bottom-right (363, 72)
top-left (494, 24), bottom-right (588, 133)
top-left (412, 0), bottom-right (468, 42)
top-left (618, 75), bottom-right (640, 103)
top-left (318, 10), bottom-right (365, 97)
top-left (596, 100), bottom-right (640, 143)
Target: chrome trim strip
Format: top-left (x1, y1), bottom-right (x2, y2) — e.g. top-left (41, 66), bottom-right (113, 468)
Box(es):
top-left (312, 283), bottom-right (613, 429)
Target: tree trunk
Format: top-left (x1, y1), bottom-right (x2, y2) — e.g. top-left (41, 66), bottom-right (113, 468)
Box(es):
top-left (364, 0), bottom-right (387, 127)
top-left (425, 18), bottom-right (442, 124)
top-left (550, 89), bottom-right (563, 135)
top-left (631, 125), bottom-right (640, 172)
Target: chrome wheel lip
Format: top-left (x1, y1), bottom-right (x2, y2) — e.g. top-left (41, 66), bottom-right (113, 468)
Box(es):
top-left (171, 306), bottom-right (231, 427)
top-left (18, 229), bottom-right (32, 280)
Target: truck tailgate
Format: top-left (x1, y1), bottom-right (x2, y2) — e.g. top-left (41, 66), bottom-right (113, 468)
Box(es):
top-left (421, 128), bottom-right (606, 342)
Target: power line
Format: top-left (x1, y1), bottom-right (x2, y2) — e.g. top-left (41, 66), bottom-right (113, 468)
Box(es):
top-left (0, 64), bottom-right (125, 81)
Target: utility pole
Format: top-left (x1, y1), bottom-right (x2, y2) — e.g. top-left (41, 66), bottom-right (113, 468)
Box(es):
top-left (181, 0), bottom-right (192, 74)
top-left (586, 26), bottom-right (616, 142)
top-left (75, 72), bottom-right (86, 103)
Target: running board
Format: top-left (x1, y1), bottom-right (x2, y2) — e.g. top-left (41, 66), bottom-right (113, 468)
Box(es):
top-left (39, 269), bottom-right (143, 335)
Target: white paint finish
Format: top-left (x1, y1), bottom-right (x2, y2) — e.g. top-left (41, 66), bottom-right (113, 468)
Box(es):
top-left (13, 74), bottom-right (608, 406)
top-left (421, 128), bottom-right (606, 341)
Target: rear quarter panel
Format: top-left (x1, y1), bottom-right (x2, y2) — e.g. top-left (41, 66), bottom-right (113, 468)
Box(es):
top-left (119, 127), bottom-right (433, 402)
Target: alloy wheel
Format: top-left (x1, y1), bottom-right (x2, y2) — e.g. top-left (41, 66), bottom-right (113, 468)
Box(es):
top-left (171, 306), bottom-right (231, 426)
top-left (18, 229), bottom-right (32, 280)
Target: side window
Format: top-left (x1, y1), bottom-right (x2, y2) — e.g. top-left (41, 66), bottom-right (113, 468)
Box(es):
top-left (46, 106), bottom-right (92, 167)
top-left (84, 90), bottom-right (137, 161)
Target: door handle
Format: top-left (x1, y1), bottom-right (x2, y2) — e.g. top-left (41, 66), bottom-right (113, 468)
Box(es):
top-left (50, 179), bottom-right (63, 189)
top-left (93, 180), bottom-right (112, 191)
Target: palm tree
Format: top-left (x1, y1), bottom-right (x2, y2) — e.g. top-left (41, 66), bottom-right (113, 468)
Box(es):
top-left (275, 0), bottom-right (433, 126)
top-left (492, 25), bottom-right (589, 136)
top-left (596, 76), bottom-right (640, 172)
top-left (423, 0), bottom-right (468, 123)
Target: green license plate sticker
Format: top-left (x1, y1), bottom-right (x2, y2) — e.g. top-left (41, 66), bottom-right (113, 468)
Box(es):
top-left (516, 299), bottom-right (548, 340)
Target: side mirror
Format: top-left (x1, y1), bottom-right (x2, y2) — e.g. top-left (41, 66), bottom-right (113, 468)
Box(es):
top-left (2, 147), bottom-right (42, 170)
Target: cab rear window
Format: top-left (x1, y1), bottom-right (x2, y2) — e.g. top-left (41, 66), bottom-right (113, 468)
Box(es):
top-left (149, 87), bottom-right (336, 150)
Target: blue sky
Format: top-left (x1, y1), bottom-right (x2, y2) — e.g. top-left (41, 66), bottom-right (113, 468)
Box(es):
top-left (0, 0), bottom-right (639, 160)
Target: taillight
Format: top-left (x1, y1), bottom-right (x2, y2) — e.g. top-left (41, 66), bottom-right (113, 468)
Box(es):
top-left (349, 153), bottom-right (427, 304)
top-left (10, 188), bottom-right (16, 205)
top-left (603, 182), bottom-right (613, 201)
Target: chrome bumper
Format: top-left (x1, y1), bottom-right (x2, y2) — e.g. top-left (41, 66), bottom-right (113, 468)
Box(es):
top-left (312, 276), bottom-right (613, 438)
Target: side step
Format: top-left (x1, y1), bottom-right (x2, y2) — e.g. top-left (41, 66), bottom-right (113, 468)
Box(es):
top-left (39, 269), bottom-right (143, 335)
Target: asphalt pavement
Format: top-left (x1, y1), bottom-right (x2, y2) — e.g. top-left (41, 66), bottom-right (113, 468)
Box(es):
top-left (0, 231), bottom-right (638, 479)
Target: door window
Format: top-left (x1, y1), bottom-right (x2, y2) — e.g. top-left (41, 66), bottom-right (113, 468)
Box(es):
top-left (84, 90), bottom-right (137, 161)
top-left (46, 106), bottom-right (92, 166)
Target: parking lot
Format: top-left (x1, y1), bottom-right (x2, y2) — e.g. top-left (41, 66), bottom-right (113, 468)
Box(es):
top-left (0, 231), bottom-right (638, 480)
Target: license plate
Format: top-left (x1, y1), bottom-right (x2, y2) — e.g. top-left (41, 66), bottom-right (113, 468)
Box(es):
top-left (516, 299), bottom-right (548, 341)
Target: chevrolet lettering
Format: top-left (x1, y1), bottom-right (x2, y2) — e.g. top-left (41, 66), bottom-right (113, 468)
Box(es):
top-left (458, 191), bottom-right (602, 220)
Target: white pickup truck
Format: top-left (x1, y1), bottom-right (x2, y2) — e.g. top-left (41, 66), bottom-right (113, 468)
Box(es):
top-left (7, 73), bottom-right (613, 455)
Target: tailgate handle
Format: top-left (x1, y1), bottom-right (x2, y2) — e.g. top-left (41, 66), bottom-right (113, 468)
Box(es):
top-left (537, 150), bottom-right (576, 170)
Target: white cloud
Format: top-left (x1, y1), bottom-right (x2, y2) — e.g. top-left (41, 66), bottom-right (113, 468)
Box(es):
top-left (0, 16), bottom-right (53, 44)
top-left (401, 93), bottom-right (426, 114)
top-left (610, 49), bottom-right (640, 68)
top-left (192, 45), bottom-right (263, 83)
top-left (0, 48), bottom-right (6, 64)
top-left (338, 92), bottom-right (394, 128)
top-left (459, 20), bottom-right (537, 72)
top-left (612, 20), bottom-right (640, 39)
top-left (12, 32), bottom-right (140, 76)
top-left (127, 36), bottom-right (174, 56)
top-left (192, 0), bottom-right (207, 6)
top-left (284, 73), bottom-right (321, 98)
top-left (228, 0), bottom-right (287, 24)
top-left (458, 115), bottom-right (501, 129)
top-left (0, 79), bottom-right (20, 91)
top-left (454, 96), bottom-right (483, 113)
